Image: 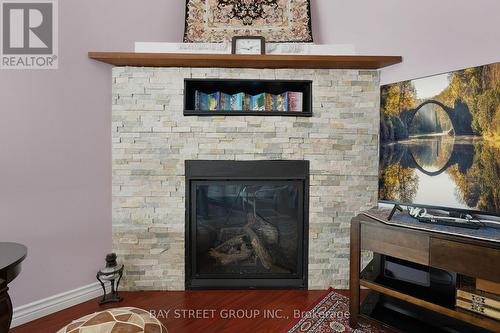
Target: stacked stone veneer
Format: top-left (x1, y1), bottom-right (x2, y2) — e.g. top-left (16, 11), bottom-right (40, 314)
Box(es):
top-left (112, 67), bottom-right (379, 290)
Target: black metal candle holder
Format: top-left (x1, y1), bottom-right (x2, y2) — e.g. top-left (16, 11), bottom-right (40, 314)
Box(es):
top-left (96, 253), bottom-right (124, 304)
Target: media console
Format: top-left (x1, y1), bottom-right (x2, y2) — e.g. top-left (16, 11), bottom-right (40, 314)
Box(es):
top-left (350, 208), bottom-right (500, 332)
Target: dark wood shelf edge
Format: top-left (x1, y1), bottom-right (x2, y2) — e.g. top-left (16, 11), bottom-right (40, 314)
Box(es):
top-left (88, 52), bottom-right (402, 69)
top-left (184, 110), bottom-right (312, 117)
top-left (358, 314), bottom-right (402, 333)
top-left (358, 292), bottom-right (403, 333)
top-left (359, 279), bottom-right (500, 332)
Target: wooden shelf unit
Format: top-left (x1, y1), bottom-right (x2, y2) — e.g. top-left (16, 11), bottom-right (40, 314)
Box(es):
top-left (350, 210), bottom-right (500, 333)
top-left (88, 52), bottom-right (402, 69)
top-left (359, 273), bottom-right (500, 332)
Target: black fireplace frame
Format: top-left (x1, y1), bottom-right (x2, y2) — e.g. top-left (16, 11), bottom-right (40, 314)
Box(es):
top-left (185, 160), bottom-right (309, 290)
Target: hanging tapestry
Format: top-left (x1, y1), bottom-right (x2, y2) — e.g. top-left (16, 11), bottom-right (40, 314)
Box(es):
top-left (183, 0), bottom-right (313, 43)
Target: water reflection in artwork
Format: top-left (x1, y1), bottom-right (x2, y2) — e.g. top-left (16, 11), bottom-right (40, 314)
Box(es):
top-left (379, 62), bottom-right (500, 215)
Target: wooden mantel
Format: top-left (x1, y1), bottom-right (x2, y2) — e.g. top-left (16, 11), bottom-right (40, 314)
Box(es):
top-left (88, 52), bottom-right (402, 69)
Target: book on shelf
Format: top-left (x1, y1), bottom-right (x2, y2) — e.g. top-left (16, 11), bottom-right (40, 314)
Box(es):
top-left (208, 92), bottom-right (220, 111)
top-left (251, 93), bottom-right (266, 111)
top-left (477, 279), bottom-right (500, 295)
top-left (276, 92), bottom-right (288, 112)
top-left (231, 92), bottom-right (244, 111)
top-left (265, 93), bottom-right (276, 112)
top-left (456, 298), bottom-right (500, 321)
top-left (244, 94), bottom-right (252, 111)
top-left (457, 287), bottom-right (500, 310)
top-left (195, 90), bottom-right (209, 111)
top-left (288, 91), bottom-right (303, 112)
top-left (455, 276), bottom-right (500, 321)
top-left (220, 93), bottom-right (232, 111)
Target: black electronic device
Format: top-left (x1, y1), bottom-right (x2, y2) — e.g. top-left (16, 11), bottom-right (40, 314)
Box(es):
top-left (407, 206), bottom-right (482, 230)
top-left (382, 256), bottom-right (457, 307)
top-left (415, 215), bottom-right (481, 229)
top-left (379, 62), bottom-right (500, 218)
top-left (387, 204), bottom-right (403, 221)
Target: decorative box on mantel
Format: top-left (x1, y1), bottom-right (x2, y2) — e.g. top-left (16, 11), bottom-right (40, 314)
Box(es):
top-left (91, 52), bottom-right (401, 291)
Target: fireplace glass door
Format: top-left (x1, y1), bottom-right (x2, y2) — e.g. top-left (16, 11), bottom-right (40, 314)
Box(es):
top-left (192, 181), bottom-right (303, 278)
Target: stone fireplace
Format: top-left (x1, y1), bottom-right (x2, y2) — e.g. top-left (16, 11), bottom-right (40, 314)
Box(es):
top-left (185, 160), bottom-right (309, 289)
top-left (112, 67), bottom-right (379, 291)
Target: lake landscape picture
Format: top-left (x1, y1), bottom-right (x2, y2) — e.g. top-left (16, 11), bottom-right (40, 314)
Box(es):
top-left (379, 63), bottom-right (500, 215)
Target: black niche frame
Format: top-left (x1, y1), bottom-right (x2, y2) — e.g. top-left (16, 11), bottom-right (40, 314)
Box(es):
top-left (184, 79), bottom-right (313, 117)
top-left (185, 160), bottom-right (310, 290)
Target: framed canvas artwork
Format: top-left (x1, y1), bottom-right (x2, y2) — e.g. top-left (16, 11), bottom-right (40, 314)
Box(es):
top-left (183, 0), bottom-right (313, 43)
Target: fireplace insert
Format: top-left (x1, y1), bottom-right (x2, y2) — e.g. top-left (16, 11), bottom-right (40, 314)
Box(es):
top-left (185, 160), bottom-right (309, 289)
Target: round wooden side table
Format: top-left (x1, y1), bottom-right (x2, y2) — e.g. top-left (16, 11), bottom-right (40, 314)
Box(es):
top-left (0, 242), bottom-right (27, 333)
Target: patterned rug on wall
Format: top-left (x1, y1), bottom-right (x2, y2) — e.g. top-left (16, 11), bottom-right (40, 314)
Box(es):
top-left (183, 0), bottom-right (313, 43)
top-left (280, 288), bottom-right (386, 333)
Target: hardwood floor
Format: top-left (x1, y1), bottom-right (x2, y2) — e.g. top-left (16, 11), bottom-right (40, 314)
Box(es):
top-left (11, 290), bottom-right (354, 333)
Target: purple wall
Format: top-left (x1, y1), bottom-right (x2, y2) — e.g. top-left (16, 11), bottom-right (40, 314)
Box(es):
top-left (1, 0), bottom-right (498, 308)
top-left (1, 0), bottom-right (185, 307)
top-left (312, 0), bottom-right (500, 84)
